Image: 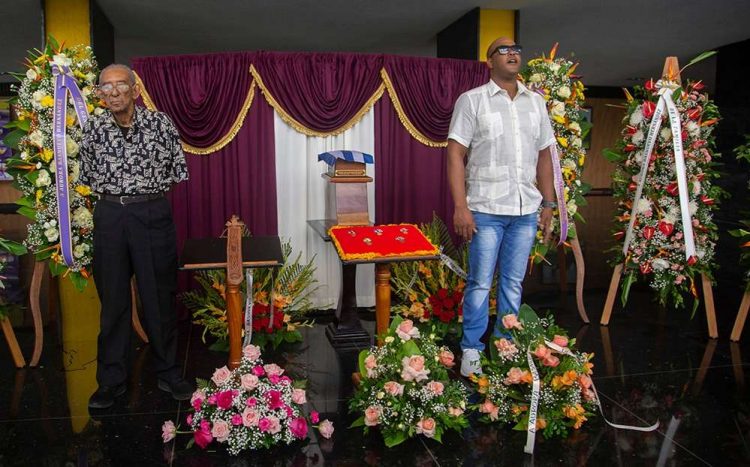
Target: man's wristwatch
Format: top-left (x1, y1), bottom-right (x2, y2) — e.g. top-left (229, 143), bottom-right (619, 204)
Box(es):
top-left (541, 200), bottom-right (558, 209)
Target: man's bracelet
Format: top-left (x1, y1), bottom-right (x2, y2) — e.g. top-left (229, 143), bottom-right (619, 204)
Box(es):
top-left (541, 200), bottom-right (558, 209)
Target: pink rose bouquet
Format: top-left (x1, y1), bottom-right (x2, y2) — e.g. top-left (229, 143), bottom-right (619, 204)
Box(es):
top-left (349, 317), bottom-right (468, 447)
top-left (161, 344), bottom-right (333, 454)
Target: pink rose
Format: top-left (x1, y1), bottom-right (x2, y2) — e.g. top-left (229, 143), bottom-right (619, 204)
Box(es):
top-left (552, 335), bottom-right (569, 347)
top-left (161, 420), bottom-right (176, 443)
top-left (242, 344), bottom-right (261, 361)
top-left (383, 381), bottom-right (404, 396)
top-left (396, 319), bottom-right (421, 341)
top-left (263, 364), bottom-right (284, 377)
top-left (364, 406), bottom-right (381, 426)
top-left (364, 354), bottom-right (378, 378)
top-left (284, 405), bottom-right (294, 419)
top-left (242, 408), bottom-right (260, 427)
top-left (191, 398), bottom-right (203, 411)
top-left (231, 414), bottom-right (243, 426)
top-left (194, 420), bottom-right (213, 449)
top-left (216, 390), bottom-right (235, 410)
top-left (186, 414), bottom-right (193, 425)
top-left (504, 367), bottom-right (525, 385)
top-left (267, 415), bottom-right (282, 434)
top-left (211, 420), bottom-right (230, 443)
top-left (533, 344), bottom-right (551, 360)
top-left (190, 389), bottom-right (206, 405)
top-left (479, 399), bottom-right (499, 421)
top-left (252, 365), bottom-right (265, 376)
top-left (269, 374), bottom-right (281, 385)
top-left (258, 417), bottom-right (271, 432)
top-left (266, 390), bottom-right (284, 410)
top-left (246, 397), bottom-right (258, 407)
top-left (289, 417), bottom-right (308, 439)
top-left (448, 407), bottom-right (464, 417)
top-left (401, 355), bottom-right (430, 382)
top-left (211, 366), bottom-right (232, 386)
top-left (241, 373), bottom-right (260, 391)
top-left (438, 349), bottom-right (455, 368)
top-left (311, 411), bottom-right (320, 424)
top-left (207, 395), bottom-right (217, 406)
top-left (578, 375), bottom-right (592, 389)
top-left (542, 354), bottom-right (560, 367)
top-left (318, 419), bottom-right (335, 439)
top-left (279, 376), bottom-right (292, 385)
top-left (426, 381), bottom-right (444, 396)
top-left (501, 314), bottom-right (523, 330)
top-left (415, 418), bottom-right (436, 438)
top-left (583, 388), bottom-right (596, 402)
top-left (495, 338), bottom-right (518, 358)
top-left (292, 388), bottom-right (307, 405)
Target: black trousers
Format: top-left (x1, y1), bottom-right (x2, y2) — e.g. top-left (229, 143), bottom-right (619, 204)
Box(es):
top-left (92, 197), bottom-right (179, 386)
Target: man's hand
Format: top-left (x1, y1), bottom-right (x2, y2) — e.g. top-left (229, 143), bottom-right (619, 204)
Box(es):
top-left (454, 206), bottom-right (476, 242)
top-left (539, 207), bottom-right (554, 243)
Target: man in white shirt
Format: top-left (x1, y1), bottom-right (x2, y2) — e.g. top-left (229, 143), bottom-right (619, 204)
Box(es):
top-left (447, 37), bottom-right (557, 377)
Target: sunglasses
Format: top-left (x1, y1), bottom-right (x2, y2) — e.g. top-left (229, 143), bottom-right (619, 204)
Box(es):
top-left (490, 45), bottom-right (523, 58)
top-left (96, 82), bottom-right (132, 96)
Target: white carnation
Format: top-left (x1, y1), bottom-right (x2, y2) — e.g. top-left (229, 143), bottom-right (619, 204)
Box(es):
top-left (549, 63), bottom-right (561, 73)
top-left (660, 127), bottom-right (672, 141)
top-left (686, 120), bottom-right (700, 138)
top-left (688, 201), bottom-right (698, 216)
top-left (635, 197), bottom-right (651, 214)
top-left (571, 136), bottom-right (582, 148)
top-left (629, 109), bottom-right (644, 126)
top-left (29, 130), bottom-right (44, 147)
top-left (652, 258), bottom-right (670, 271)
top-left (26, 68), bottom-right (38, 80)
top-left (632, 130), bottom-right (645, 145)
top-left (72, 207), bottom-right (94, 229)
top-left (529, 73), bottom-right (543, 83)
top-left (94, 107), bottom-right (105, 116)
top-left (44, 228), bottom-right (59, 242)
top-left (51, 53), bottom-right (72, 68)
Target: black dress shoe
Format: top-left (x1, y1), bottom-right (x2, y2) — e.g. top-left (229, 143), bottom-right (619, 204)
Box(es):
top-left (158, 378), bottom-right (195, 401)
top-left (88, 383), bottom-right (126, 409)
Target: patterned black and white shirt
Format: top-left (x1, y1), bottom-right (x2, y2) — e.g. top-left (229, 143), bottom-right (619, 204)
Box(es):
top-left (79, 106), bottom-right (189, 195)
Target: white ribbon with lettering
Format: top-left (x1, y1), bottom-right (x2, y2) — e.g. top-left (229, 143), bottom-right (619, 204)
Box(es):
top-left (243, 268), bottom-right (254, 346)
top-left (621, 81), bottom-right (696, 261)
top-left (524, 339), bottom-right (660, 455)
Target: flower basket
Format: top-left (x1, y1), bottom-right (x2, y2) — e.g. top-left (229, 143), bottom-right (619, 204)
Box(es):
top-left (348, 317), bottom-right (469, 447)
top-left (161, 344), bottom-right (333, 454)
top-left (181, 240), bottom-right (319, 350)
top-left (472, 305), bottom-right (597, 441)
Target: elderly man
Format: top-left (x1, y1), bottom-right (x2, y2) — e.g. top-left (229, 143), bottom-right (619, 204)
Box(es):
top-left (80, 64), bottom-right (193, 409)
top-left (447, 37), bottom-right (557, 377)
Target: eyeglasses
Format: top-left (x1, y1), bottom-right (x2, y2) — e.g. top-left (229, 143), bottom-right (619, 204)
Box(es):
top-left (490, 45), bottom-right (523, 58)
top-left (96, 82), bottom-right (132, 96)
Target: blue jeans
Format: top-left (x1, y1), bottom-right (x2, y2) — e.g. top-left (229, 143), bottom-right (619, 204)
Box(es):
top-left (461, 211), bottom-right (538, 351)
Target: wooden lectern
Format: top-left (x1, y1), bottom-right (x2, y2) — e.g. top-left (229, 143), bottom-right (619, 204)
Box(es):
top-left (180, 216), bottom-right (283, 369)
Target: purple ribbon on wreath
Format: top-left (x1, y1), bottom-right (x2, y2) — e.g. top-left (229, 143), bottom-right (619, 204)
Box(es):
top-left (549, 143), bottom-right (569, 245)
top-left (51, 64), bottom-right (90, 266)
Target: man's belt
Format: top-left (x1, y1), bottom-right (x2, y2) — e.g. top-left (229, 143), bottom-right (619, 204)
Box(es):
top-left (99, 192), bottom-right (164, 205)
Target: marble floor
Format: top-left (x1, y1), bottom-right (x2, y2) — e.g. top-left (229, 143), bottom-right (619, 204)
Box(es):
top-left (1, 285), bottom-right (749, 466)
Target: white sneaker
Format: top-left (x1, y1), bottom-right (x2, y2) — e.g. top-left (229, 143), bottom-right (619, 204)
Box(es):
top-left (460, 349), bottom-right (483, 377)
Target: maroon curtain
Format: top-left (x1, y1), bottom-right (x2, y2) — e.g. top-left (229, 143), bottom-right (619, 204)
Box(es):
top-left (383, 55), bottom-right (488, 141)
top-left (375, 56), bottom-right (488, 228)
top-left (132, 52), bottom-right (256, 148)
top-left (253, 51), bottom-right (383, 131)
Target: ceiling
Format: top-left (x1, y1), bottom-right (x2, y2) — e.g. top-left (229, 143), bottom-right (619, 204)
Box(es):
top-left (4, 0), bottom-right (750, 87)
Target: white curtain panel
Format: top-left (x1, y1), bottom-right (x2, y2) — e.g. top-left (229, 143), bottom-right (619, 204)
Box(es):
top-left (274, 109), bottom-right (376, 310)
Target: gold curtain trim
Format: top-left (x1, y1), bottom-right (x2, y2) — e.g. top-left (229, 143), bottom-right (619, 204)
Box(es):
top-left (249, 64), bottom-right (384, 137)
top-left (133, 71), bottom-right (256, 155)
top-left (380, 69), bottom-right (448, 148)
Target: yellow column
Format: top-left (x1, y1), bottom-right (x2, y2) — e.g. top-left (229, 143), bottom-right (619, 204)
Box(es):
top-left (477, 10), bottom-right (516, 61)
top-left (44, 0), bottom-right (99, 434)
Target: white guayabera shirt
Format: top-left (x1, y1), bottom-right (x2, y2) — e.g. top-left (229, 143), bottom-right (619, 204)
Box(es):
top-left (448, 80), bottom-right (555, 216)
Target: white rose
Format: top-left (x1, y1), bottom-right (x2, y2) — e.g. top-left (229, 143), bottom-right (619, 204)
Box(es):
top-left (567, 202), bottom-right (578, 216)
top-left (652, 258), bottom-right (670, 271)
top-left (549, 63), bottom-right (561, 73)
top-left (73, 244), bottom-right (88, 258)
top-left (44, 228), bottom-right (59, 242)
top-left (629, 109), bottom-right (644, 126)
top-left (568, 121), bottom-right (581, 134)
top-left (66, 136), bottom-right (79, 157)
top-left (35, 170), bottom-right (51, 187)
top-left (550, 100), bottom-right (565, 117)
top-left (69, 160), bottom-right (80, 182)
top-left (557, 86), bottom-right (571, 99)
top-left (26, 68), bottom-right (38, 80)
top-left (85, 72), bottom-right (97, 84)
top-left (632, 130), bottom-right (645, 145)
top-left (82, 87), bottom-right (92, 97)
top-left (529, 73), bottom-right (543, 83)
top-left (660, 127), bottom-right (672, 141)
top-left (51, 53), bottom-right (72, 68)
top-left (29, 130), bottom-right (44, 147)
top-left (562, 159), bottom-right (577, 170)
top-left (688, 201), bottom-right (698, 216)
top-left (94, 107), bottom-right (105, 116)
top-left (571, 136), bottom-right (582, 148)
top-left (32, 90), bottom-right (46, 103)
top-left (72, 206), bottom-right (93, 229)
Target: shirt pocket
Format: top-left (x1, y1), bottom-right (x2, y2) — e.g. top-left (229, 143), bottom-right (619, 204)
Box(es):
top-left (476, 112), bottom-right (503, 139)
top-left (466, 165), bottom-right (510, 202)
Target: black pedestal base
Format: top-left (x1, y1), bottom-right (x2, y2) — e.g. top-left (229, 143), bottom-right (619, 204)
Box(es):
top-left (325, 322), bottom-right (372, 351)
